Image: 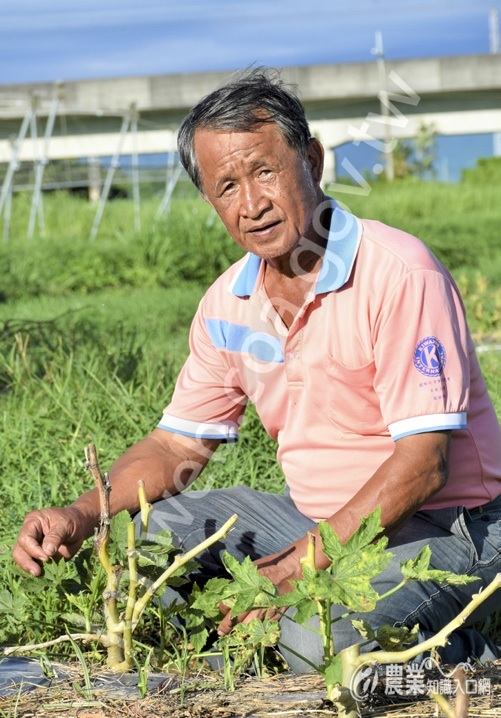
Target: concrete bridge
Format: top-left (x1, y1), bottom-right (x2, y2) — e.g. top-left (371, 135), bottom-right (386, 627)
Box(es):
top-left (1, 53), bottom-right (500, 183)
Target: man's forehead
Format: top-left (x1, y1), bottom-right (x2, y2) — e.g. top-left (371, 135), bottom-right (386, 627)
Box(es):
top-left (193, 122), bottom-right (281, 146)
top-left (194, 123), bottom-right (295, 168)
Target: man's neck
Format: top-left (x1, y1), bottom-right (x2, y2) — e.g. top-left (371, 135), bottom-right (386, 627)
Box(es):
top-left (264, 198), bottom-right (332, 280)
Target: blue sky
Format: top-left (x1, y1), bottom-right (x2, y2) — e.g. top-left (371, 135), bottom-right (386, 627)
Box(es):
top-left (1, 0), bottom-right (500, 84)
top-left (1, 0), bottom-right (500, 182)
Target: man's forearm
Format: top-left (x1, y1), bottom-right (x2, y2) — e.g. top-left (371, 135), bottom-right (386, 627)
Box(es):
top-left (271, 431), bottom-right (451, 577)
top-left (69, 429), bottom-right (220, 538)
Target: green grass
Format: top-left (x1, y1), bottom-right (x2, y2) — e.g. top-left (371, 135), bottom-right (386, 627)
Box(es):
top-left (0, 179), bottom-right (499, 659)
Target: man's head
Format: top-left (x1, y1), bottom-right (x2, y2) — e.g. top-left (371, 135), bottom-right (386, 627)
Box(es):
top-left (177, 67), bottom-right (313, 193)
top-left (177, 67), bottom-right (325, 265)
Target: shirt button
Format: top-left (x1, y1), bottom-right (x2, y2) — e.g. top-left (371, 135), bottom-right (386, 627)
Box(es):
top-left (286, 351), bottom-right (297, 361)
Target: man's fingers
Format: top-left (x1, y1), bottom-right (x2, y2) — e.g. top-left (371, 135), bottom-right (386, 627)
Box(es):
top-left (218, 601), bottom-right (231, 617)
top-left (13, 512), bottom-right (75, 572)
top-left (217, 612), bottom-right (235, 636)
top-left (41, 528), bottom-right (67, 557)
top-left (16, 525), bottom-right (52, 561)
top-left (11, 545), bottom-right (43, 576)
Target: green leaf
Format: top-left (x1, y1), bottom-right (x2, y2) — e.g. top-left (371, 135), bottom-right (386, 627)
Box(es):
top-left (183, 588), bottom-right (209, 654)
top-left (221, 552), bottom-right (277, 616)
top-left (136, 529), bottom-right (177, 559)
top-left (220, 618), bottom-right (281, 650)
top-left (191, 577), bottom-right (231, 619)
top-left (324, 653), bottom-right (343, 688)
top-left (401, 546), bottom-right (479, 585)
top-left (110, 510), bottom-right (131, 547)
top-left (240, 617), bottom-right (281, 648)
top-left (59, 612), bottom-right (91, 629)
top-left (275, 574), bottom-right (320, 625)
top-left (109, 510), bottom-right (132, 563)
top-left (318, 508), bottom-right (386, 563)
top-left (376, 623), bottom-right (419, 651)
top-left (314, 515), bottom-right (394, 612)
top-left (0, 590), bottom-right (27, 620)
top-left (352, 619), bottom-right (375, 641)
top-left (292, 598), bottom-right (319, 626)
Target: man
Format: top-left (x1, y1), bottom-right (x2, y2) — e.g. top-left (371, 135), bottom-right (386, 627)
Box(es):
top-left (13, 69), bottom-right (501, 671)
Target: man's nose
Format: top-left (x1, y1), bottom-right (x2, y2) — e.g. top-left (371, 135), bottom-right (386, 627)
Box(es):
top-left (240, 181), bottom-right (270, 219)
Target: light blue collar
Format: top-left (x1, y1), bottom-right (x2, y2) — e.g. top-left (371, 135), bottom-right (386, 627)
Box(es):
top-left (229, 199), bottom-right (362, 297)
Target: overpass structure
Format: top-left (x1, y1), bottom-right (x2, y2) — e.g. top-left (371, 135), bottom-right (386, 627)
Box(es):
top-left (1, 53), bottom-right (501, 185)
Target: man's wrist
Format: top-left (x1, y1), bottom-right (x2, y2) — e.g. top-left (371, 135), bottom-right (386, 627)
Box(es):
top-left (68, 495), bottom-right (101, 539)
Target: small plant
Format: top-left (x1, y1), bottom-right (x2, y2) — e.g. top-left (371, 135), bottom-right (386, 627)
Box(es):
top-left (193, 508), bottom-right (499, 716)
top-left (2, 448), bottom-right (499, 715)
top-left (3, 443), bottom-right (238, 676)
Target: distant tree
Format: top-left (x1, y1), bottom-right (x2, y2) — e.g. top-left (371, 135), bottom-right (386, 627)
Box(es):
top-left (392, 139), bottom-right (415, 179)
top-left (413, 121), bottom-right (437, 179)
top-left (386, 122), bottom-right (437, 180)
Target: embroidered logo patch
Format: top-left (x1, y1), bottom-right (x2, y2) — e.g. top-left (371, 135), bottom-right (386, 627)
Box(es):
top-left (413, 337), bottom-right (446, 377)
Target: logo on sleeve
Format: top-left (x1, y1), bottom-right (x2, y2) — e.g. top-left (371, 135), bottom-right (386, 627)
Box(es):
top-left (413, 337), bottom-right (447, 376)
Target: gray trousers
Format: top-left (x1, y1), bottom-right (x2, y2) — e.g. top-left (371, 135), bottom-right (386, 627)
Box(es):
top-left (141, 486), bottom-right (501, 672)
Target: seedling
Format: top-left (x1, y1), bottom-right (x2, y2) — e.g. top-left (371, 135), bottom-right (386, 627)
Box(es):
top-left (194, 507), bottom-right (499, 716)
top-left (4, 443), bottom-right (238, 675)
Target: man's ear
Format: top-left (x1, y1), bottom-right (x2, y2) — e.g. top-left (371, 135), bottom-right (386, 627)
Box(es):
top-left (307, 137), bottom-right (324, 186)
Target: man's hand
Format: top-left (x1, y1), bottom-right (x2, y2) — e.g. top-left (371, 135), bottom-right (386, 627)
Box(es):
top-left (12, 506), bottom-right (95, 576)
top-left (217, 545), bottom-right (301, 636)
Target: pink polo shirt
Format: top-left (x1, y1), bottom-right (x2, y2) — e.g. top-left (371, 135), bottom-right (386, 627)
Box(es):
top-left (158, 202), bottom-right (501, 521)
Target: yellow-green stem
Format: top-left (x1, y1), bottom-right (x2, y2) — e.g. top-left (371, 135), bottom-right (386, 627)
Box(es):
top-left (121, 521), bottom-right (139, 669)
top-left (327, 643), bottom-right (360, 718)
top-left (86, 444), bottom-right (125, 670)
top-left (352, 573), bottom-right (500, 669)
top-left (430, 692), bottom-right (458, 718)
top-left (131, 513), bottom-right (239, 629)
top-left (138, 480), bottom-right (151, 537)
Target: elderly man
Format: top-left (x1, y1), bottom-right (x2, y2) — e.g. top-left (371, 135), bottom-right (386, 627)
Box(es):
top-left (13, 69), bottom-right (501, 670)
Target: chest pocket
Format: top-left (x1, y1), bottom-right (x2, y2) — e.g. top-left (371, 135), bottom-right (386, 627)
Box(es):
top-left (326, 358), bottom-right (387, 435)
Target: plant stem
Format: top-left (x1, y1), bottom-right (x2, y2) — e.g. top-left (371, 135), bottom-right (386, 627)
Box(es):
top-left (328, 643), bottom-right (360, 718)
top-left (131, 513), bottom-right (238, 629)
top-left (85, 443), bottom-right (124, 670)
top-left (122, 521), bottom-right (138, 669)
top-left (430, 691), bottom-right (458, 718)
top-left (2, 633), bottom-right (107, 655)
top-left (351, 572), bottom-right (500, 668)
top-left (138, 479), bottom-right (151, 537)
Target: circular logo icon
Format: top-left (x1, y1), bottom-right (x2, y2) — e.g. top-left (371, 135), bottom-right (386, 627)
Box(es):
top-left (413, 337), bottom-right (446, 377)
top-left (350, 663), bottom-right (379, 701)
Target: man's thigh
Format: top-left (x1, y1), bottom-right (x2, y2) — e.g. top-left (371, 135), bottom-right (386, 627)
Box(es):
top-left (142, 485), bottom-right (316, 580)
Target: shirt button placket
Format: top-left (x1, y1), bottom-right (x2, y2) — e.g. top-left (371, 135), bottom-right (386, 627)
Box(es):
top-left (285, 330), bottom-right (303, 384)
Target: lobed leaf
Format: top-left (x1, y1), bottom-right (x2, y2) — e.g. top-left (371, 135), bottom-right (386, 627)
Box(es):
top-left (323, 653), bottom-right (343, 688)
top-left (376, 623), bottom-right (420, 651)
top-left (401, 546), bottom-right (479, 585)
top-left (351, 619), bottom-right (375, 641)
top-left (191, 576), bottom-right (231, 618)
top-left (109, 510), bottom-right (132, 548)
top-left (221, 552), bottom-right (277, 617)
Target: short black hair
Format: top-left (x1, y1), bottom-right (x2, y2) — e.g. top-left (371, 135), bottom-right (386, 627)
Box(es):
top-left (177, 67), bottom-right (312, 191)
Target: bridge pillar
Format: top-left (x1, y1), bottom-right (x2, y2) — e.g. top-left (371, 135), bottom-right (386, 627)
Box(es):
top-left (322, 147), bottom-right (336, 186)
top-left (87, 157), bottom-right (101, 204)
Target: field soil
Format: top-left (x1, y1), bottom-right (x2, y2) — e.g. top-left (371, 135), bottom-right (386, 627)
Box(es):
top-left (0, 661), bottom-right (498, 717)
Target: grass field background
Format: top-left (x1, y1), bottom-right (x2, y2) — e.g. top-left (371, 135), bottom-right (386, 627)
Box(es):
top-left (0, 174), bottom-right (499, 653)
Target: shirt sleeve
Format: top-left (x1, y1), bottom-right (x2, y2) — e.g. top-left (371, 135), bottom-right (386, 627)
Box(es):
top-left (158, 304), bottom-right (247, 442)
top-left (373, 268), bottom-right (469, 440)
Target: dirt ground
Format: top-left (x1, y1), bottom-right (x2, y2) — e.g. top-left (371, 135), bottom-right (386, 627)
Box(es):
top-left (0, 661), bottom-right (499, 718)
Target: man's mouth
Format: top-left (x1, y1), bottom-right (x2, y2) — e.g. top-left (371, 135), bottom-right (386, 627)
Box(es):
top-left (248, 220), bottom-right (281, 236)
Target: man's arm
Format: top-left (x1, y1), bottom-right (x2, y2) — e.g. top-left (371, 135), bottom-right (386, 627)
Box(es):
top-left (218, 430), bottom-right (450, 633)
top-left (12, 428), bottom-right (220, 575)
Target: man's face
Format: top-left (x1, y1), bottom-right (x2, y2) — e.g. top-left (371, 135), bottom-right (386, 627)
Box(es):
top-left (194, 123), bottom-right (324, 262)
